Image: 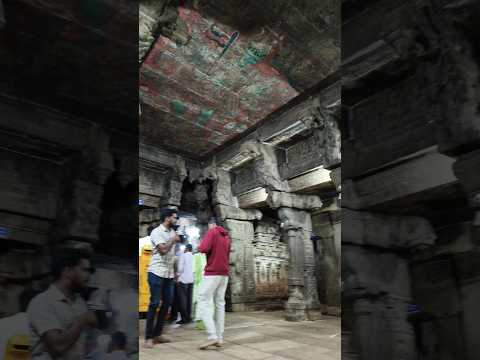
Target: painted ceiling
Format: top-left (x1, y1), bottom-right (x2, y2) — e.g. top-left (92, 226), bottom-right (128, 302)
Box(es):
top-left (140, 0), bottom-right (340, 159)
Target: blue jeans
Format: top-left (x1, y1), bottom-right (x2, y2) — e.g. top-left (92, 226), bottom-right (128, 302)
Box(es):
top-left (145, 272), bottom-right (174, 339)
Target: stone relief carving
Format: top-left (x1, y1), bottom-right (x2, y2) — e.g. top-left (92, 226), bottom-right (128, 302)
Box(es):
top-left (139, 0), bottom-right (189, 62)
top-left (254, 220), bottom-right (288, 300)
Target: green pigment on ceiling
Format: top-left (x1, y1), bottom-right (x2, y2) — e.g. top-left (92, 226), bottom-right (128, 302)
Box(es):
top-left (197, 109), bottom-right (215, 125)
top-left (171, 100), bottom-right (187, 114)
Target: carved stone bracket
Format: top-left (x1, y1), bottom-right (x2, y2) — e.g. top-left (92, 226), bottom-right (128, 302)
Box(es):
top-left (215, 204), bottom-right (262, 222)
top-left (267, 190), bottom-right (323, 211)
top-left (342, 209), bottom-right (436, 250)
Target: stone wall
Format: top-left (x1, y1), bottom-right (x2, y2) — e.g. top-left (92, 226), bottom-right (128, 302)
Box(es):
top-left (0, 98), bottom-right (138, 316)
top-left (342, 0), bottom-right (480, 358)
top-left (312, 211), bottom-right (341, 314)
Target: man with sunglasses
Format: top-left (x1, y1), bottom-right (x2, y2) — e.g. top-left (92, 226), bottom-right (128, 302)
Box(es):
top-left (27, 250), bottom-right (98, 359)
top-left (144, 208), bottom-right (181, 348)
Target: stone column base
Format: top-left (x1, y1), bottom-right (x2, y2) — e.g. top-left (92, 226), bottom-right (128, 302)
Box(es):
top-left (285, 300), bottom-right (306, 321)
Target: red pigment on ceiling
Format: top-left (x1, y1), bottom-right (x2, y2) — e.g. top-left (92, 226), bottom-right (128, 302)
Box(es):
top-left (140, 6), bottom-right (299, 156)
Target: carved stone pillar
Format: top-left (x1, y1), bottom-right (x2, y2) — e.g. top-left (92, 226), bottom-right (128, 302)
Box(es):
top-left (343, 210), bottom-right (436, 360)
top-left (283, 226), bottom-right (306, 321)
top-left (223, 219), bottom-right (256, 311)
top-left (278, 207), bottom-right (321, 320)
top-left (166, 156), bottom-right (187, 208)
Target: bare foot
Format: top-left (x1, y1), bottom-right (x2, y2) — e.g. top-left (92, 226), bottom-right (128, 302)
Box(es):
top-left (199, 339), bottom-right (218, 350)
top-left (153, 336), bottom-right (171, 344)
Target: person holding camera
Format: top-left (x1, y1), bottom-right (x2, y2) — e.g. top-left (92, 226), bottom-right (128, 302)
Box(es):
top-left (27, 250), bottom-right (98, 360)
top-left (144, 208), bottom-right (181, 348)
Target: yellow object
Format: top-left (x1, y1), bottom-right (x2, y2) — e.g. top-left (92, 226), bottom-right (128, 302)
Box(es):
top-left (139, 244), bottom-right (152, 313)
top-left (4, 334), bottom-right (29, 360)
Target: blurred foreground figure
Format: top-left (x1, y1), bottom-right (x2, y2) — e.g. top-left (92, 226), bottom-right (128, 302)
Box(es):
top-left (27, 250), bottom-right (98, 360)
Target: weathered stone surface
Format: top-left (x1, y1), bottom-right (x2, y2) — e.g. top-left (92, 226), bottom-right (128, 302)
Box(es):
top-left (212, 168), bottom-right (238, 206)
top-left (62, 180), bottom-right (104, 243)
top-left (139, 159), bottom-right (170, 198)
top-left (343, 75), bottom-right (438, 178)
top-left (0, 150), bottom-right (60, 220)
top-left (0, 212), bottom-right (50, 246)
top-left (215, 204), bottom-right (262, 221)
top-left (231, 160), bottom-right (264, 195)
top-left (342, 152), bottom-right (457, 210)
top-left (329, 166), bottom-right (341, 192)
top-left (287, 167), bottom-right (333, 193)
top-left (224, 219), bottom-right (256, 309)
top-left (237, 187), bottom-right (268, 208)
top-left (312, 212), bottom-right (341, 310)
top-left (453, 149), bottom-right (480, 228)
top-left (437, 34), bottom-right (480, 154)
top-left (278, 208), bottom-right (320, 318)
top-left (343, 209), bottom-right (436, 249)
top-left (253, 220), bottom-right (288, 303)
top-left (139, 0), bottom-right (176, 62)
top-left (343, 241), bottom-right (417, 359)
top-left (267, 191), bottom-right (323, 210)
top-left (278, 133), bottom-right (325, 180)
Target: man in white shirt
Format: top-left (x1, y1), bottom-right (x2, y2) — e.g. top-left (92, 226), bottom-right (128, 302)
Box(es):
top-left (176, 244), bottom-right (194, 324)
top-left (139, 225), bottom-right (155, 256)
top-left (144, 208), bottom-right (181, 348)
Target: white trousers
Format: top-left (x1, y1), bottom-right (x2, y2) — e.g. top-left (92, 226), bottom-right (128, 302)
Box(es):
top-left (198, 275), bottom-right (229, 341)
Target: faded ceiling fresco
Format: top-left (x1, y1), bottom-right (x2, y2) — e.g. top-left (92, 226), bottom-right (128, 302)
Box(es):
top-left (140, 0), bottom-right (340, 159)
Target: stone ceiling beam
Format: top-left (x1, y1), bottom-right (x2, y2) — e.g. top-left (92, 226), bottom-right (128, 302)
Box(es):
top-left (213, 72), bottom-right (341, 165)
top-left (288, 167), bottom-right (333, 193)
top-left (267, 191), bottom-right (323, 211)
top-left (237, 188), bottom-right (268, 209)
top-left (343, 152), bottom-right (458, 210)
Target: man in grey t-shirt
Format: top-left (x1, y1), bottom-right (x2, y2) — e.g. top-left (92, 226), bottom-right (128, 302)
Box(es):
top-left (144, 208), bottom-right (181, 348)
top-left (27, 250), bottom-right (98, 359)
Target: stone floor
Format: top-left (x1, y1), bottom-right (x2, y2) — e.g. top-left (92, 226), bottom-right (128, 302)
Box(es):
top-left (139, 311), bottom-right (340, 360)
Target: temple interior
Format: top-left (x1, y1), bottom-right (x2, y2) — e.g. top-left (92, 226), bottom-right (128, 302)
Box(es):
top-left (342, 0), bottom-right (480, 359)
top-left (138, 0), bottom-right (341, 321)
top-left (0, 0), bottom-right (479, 359)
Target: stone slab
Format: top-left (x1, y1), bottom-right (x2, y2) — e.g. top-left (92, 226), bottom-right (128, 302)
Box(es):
top-left (238, 188), bottom-right (269, 208)
top-left (343, 152), bottom-right (458, 209)
top-left (216, 204), bottom-right (262, 221)
top-left (267, 191), bottom-right (323, 210)
top-left (288, 167), bottom-right (333, 193)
